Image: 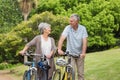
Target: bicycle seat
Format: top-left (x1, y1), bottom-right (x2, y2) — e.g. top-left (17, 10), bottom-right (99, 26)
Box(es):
top-left (56, 58), bottom-right (67, 67)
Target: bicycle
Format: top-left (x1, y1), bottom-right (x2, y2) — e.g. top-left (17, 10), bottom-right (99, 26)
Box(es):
top-left (23, 51), bottom-right (50, 80)
top-left (52, 51), bottom-right (79, 80)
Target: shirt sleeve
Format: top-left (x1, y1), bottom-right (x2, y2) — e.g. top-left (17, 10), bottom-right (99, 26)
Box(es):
top-left (26, 35), bottom-right (38, 47)
top-left (82, 27), bottom-right (88, 38)
top-left (61, 26), bottom-right (70, 37)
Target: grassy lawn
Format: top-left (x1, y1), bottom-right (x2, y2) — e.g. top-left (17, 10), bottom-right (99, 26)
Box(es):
top-left (4, 48), bottom-right (120, 80)
top-left (7, 64), bottom-right (28, 80)
top-left (85, 48), bottom-right (120, 80)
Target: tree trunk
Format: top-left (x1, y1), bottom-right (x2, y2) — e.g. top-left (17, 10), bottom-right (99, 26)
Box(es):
top-left (23, 14), bottom-right (28, 21)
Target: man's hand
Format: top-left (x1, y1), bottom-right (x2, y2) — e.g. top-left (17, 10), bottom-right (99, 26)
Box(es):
top-left (58, 49), bottom-right (64, 55)
top-left (80, 53), bottom-right (86, 58)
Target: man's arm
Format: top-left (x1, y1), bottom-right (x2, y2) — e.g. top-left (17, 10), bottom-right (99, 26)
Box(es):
top-left (81, 37), bottom-right (87, 58)
top-left (57, 35), bottom-right (66, 55)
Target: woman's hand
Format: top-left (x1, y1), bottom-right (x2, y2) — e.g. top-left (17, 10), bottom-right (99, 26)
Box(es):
top-left (46, 54), bottom-right (52, 59)
top-left (19, 50), bottom-right (25, 56)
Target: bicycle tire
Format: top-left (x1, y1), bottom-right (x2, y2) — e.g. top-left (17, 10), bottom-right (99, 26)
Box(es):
top-left (62, 70), bottom-right (75, 80)
top-left (71, 69), bottom-right (75, 80)
top-left (68, 69), bottom-right (75, 80)
top-left (67, 72), bottom-right (73, 80)
top-left (52, 69), bottom-right (61, 80)
top-left (30, 69), bottom-right (37, 80)
top-left (23, 70), bottom-right (29, 80)
top-left (40, 70), bottom-right (48, 80)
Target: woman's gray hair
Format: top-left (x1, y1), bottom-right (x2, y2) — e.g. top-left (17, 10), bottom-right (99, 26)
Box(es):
top-left (38, 22), bottom-right (51, 34)
top-left (70, 14), bottom-right (80, 21)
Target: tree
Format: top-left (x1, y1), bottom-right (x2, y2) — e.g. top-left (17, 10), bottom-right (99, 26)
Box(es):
top-left (18, 0), bottom-right (38, 62)
top-left (0, 0), bottom-right (22, 33)
top-left (0, 11), bottom-right (68, 63)
top-left (18, 0), bottom-right (37, 21)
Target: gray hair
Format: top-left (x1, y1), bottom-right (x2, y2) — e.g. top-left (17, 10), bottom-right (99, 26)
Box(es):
top-left (70, 14), bottom-right (80, 21)
top-left (38, 22), bottom-right (51, 34)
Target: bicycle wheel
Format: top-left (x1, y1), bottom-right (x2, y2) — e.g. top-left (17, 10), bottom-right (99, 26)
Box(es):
top-left (40, 70), bottom-right (48, 80)
top-left (62, 72), bottom-right (67, 80)
top-left (67, 72), bottom-right (73, 80)
top-left (30, 69), bottom-right (37, 80)
top-left (62, 70), bottom-right (75, 80)
top-left (23, 70), bottom-right (30, 80)
top-left (68, 69), bottom-right (75, 80)
top-left (52, 69), bottom-right (61, 80)
top-left (69, 69), bottom-right (75, 80)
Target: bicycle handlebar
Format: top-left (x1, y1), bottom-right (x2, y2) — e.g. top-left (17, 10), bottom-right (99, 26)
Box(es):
top-left (63, 51), bottom-right (80, 58)
top-left (24, 53), bottom-right (41, 57)
top-left (24, 51), bottom-right (46, 59)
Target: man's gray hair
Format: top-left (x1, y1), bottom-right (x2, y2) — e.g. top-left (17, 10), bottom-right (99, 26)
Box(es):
top-left (70, 14), bottom-right (80, 21)
top-left (38, 22), bottom-right (51, 34)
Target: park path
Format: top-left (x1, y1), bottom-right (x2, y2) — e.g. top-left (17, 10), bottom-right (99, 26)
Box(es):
top-left (0, 70), bottom-right (15, 80)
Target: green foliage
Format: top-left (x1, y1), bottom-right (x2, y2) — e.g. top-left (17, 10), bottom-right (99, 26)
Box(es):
top-left (72, 0), bottom-right (119, 51)
top-left (0, 11), bottom-right (68, 63)
top-left (31, 0), bottom-right (120, 46)
top-left (0, 33), bottom-right (22, 62)
top-left (0, 62), bottom-right (12, 70)
top-left (33, 0), bottom-right (63, 14)
top-left (107, 0), bottom-right (120, 38)
top-left (31, 0), bottom-right (81, 15)
top-left (0, 0), bottom-right (22, 33)
top-left (0, 0), bottom-right (120, 63)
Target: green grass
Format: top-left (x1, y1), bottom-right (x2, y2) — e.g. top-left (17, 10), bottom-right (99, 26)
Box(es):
top-left (0, 64), bottom-right (28, 80)
top-left (2, 48), bottom-right (120, 80)
top-left (85, 48), bottom-right (120, 80)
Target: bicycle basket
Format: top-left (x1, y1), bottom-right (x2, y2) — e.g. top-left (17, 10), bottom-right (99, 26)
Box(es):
top-left (56, 58), bottom-right (67, 67)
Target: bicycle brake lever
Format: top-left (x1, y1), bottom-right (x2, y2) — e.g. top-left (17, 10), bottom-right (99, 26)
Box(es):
top-left (64, 51), bottom-right (69, 56)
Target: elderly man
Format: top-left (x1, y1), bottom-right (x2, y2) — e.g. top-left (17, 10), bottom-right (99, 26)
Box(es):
top-left (58, 14), bottom-right (88, 80)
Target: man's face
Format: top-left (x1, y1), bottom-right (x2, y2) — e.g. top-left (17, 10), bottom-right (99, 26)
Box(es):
top-left (69, 17), bottom-right (78, 27)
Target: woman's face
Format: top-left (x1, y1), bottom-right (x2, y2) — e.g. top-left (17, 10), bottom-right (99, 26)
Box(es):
top-left (44, 27), bottom-right (51, 34)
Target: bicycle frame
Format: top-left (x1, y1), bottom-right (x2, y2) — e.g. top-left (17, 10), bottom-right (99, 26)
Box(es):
top-left (23, 51), bottom-right (50, 80)
top-left (52, 52), bottom-right (75, 80)
top-left (62, 54), bottom-right (74, 80)
top-left (23, 55), bottom-right (37, 80)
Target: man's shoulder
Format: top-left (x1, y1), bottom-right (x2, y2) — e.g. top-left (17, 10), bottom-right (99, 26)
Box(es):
top-left (79, 24), bottom-right (85, 27)
top-left (66, 25), bottom-right (71, 27)
top-left (78, 24), bottom-right (86, 29)
top-left (65, 25), bottom-right (72, 29)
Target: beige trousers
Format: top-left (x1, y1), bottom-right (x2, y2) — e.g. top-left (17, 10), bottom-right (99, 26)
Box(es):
top-left (71, 57), bottom-right (84, 80)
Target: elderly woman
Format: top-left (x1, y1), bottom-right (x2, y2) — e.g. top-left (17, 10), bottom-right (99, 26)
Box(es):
top-left (19, 22), bottom-right (56, 80)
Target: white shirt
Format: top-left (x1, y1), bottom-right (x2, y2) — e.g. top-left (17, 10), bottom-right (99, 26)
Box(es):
top-left (41, 35), bottom-right (51, 56)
